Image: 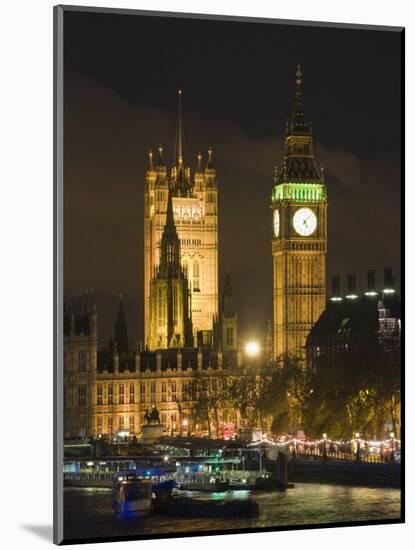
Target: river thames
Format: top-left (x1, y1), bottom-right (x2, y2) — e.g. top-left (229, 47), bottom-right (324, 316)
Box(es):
top-left (63, 484), bottom-right (401, 541)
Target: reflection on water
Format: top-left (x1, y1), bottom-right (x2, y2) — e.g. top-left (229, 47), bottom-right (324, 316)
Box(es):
top-left (63, 484), bottom-right (401, 541)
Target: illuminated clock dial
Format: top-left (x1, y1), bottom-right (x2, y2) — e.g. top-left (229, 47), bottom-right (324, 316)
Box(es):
top-left (273, 209), bottom-right (280, 237)
top-left (293, 207), bottom-right (317, 236)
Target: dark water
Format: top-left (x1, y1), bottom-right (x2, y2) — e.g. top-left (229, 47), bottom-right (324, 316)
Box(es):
top-left (64, 484), bottom-right (401, 541)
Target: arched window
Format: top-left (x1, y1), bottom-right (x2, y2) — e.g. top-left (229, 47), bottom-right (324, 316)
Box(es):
top-left (182, 259), bottom-right (188, 278)
top-left (193, 261), bottom-right (200, 291)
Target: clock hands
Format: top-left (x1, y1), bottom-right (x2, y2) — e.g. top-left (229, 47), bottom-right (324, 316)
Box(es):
top-left (294, 209), bottom-right (316, 236)
top-left (303, 215), bottom-right (312, 229)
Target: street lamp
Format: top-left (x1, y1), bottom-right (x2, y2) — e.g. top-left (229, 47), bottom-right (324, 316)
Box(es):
top-left (245, 341), bottom-right (260, 357)
top-left (322, 433), bottom-right (327, 460)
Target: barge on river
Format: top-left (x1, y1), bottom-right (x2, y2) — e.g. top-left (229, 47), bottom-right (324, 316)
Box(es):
top-left (112, 467), bottom-right (176, 518)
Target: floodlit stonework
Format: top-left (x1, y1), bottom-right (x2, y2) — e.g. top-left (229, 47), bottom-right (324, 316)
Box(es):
top-left (271, 65), bottom-right (327, 361)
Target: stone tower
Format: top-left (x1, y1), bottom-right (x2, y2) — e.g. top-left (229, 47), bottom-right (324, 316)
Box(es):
top-left (144, 90), bottom-right (218, 349)
top-left (148, 187), bottom-right (193, 349)
top-left (271, 65), bottom-right (327, 362)
top-left (63, 291), bottom-right (98, 438)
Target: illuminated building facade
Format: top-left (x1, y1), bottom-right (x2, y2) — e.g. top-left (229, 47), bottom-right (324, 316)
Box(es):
top-left (144, 91), bottom-right (218, 349)
top-left (63, 294), bottom-right (97, 438)
top-left (148, 187), bottom-right (193, 349)
top-left (271, 65), bottom-right (327, 361)
top-left (64, 290), bottom-right (248, 439)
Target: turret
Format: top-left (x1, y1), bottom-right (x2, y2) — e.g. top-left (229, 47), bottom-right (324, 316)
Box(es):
top-left (194, 152), bottom-right (204, 191)
top-left (156, 144), bottom-right (165, 169)
top-left (204, 147), bottom-right (217, 187)
top-left (147, 148), bottom-right (154, 170)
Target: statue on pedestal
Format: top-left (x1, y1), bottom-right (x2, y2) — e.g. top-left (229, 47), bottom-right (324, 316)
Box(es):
top-left (144, 406), bottom-right (160, 425)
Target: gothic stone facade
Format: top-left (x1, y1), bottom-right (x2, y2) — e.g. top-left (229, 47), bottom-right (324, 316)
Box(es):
top-left (64, 297), bottom-right (247, 439)
top-left (271, 65), bottom-right (327, 361)
top-left (144, 91), bottom-right (218, 349)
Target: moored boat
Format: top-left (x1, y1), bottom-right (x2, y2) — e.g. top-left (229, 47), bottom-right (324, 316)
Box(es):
top-left (112, 467), bottom-right (176, 518)
top-left (112, 473), bottom-right (153, 518)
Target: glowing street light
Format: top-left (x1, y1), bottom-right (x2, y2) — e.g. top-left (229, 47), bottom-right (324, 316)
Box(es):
top-left (245, 341), bottom-right (260, 357)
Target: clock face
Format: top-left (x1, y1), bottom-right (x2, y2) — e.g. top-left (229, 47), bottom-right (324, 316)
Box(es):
top-left (273, 209), bottom-right (280, 237)
top-left (293, 207), bottom-right (317, 236)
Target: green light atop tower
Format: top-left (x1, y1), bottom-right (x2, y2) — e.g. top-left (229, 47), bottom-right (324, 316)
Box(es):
top-left (272, 182), bottom-right (326, 203)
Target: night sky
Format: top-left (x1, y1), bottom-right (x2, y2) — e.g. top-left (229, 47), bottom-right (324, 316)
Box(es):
top-left (63, 9), bottom-right (402, 347)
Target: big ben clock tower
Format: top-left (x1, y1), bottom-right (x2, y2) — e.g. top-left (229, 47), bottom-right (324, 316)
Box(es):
top-left (271, 65), bottom-right (327, 362)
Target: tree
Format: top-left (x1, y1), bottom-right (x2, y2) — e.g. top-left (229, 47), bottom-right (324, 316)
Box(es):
top-left (304, 323), bottom-right (401, 440)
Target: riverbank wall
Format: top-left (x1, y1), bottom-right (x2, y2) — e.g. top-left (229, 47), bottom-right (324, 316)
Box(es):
top-left (288, 459), bottom-right (400, 488)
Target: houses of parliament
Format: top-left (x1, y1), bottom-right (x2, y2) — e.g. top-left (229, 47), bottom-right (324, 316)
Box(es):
top-left (63, 67), bottom-right (329, 439)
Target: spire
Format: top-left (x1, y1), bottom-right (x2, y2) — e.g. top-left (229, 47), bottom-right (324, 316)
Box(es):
top-left (158, 186), bottom-right (181, 276)
top-left (173, 89), bottom-right (192, 195)
top-left (296, 63), bottom-right (302, 90)
top-left (289, 63), bottom-right (310, 135)
top-left (196, 152), bottom-right (203, 172)
top-left (276, 64), bottom-right (321, 182)
top-left (165, 185), bottom-right (176, 233)
top-left (176, 89), bottom-right (184, 167)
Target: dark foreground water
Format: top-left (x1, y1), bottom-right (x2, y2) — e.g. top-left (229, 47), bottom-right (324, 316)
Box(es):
top-left (64, 484), bottom-right (401, 541)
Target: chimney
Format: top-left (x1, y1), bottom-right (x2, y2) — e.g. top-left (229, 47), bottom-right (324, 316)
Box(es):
top-left (330, 275), bottom-right (342, 302)
top-left (346, 273), bottom-right (358, 299)
top-left (365, 270), bottom-right (378, 297)
top-left (383, 266), bottom-right (396, 294)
